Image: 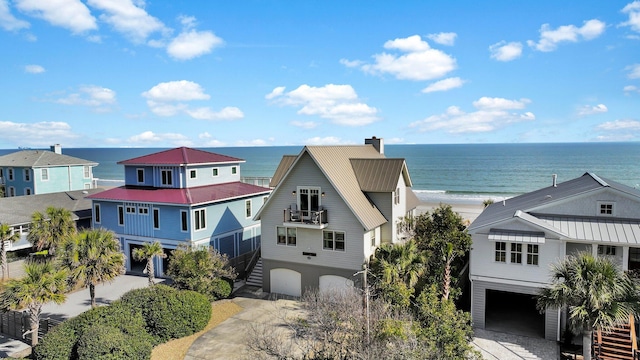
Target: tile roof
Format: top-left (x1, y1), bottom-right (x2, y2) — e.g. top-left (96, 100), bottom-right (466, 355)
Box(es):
top-left (0, 188), bottom-right (103, 226)
top-left (88, 182), bottom-right (271, 206)
top-left (469, 172), bottom-right (640, 231)
top-left (118, 147), bottom-right (245, 166)
top-left (0, 150), bottom-right (97, 167)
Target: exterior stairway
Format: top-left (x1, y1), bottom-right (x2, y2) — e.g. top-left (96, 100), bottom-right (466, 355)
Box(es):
top-left (245, 258), bottom-right (263, 287)
top-left (593, 315), bottom-right (638, 360)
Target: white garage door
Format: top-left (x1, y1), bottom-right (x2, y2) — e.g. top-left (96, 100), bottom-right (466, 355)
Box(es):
top-left (270, 268), bottom-right (301, 297)
top-left (319, 275), bottom-right (354, 293)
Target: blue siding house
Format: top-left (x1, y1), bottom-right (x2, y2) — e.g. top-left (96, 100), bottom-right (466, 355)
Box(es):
top-left (0, 145), bottom-right (97, 197)
top-left (88, 147), bottom-right (271, 276)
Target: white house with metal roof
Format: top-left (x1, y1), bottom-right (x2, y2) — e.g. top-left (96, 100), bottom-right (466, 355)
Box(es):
top-left (0, 145), bottom-right (97, 197)
top-left (254, 137), bottom-right (420, 297)
top-left (468, 172), bottom-right (640, 341)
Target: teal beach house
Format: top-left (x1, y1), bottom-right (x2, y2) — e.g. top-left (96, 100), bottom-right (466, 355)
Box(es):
top-left (88, 147), bottom-right (271, 277)
top-left (0, 144), bottom-right (97, 197)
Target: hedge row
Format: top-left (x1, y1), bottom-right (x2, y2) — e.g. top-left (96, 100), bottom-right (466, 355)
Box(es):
top-left (34, 285), bottom-right (211, 360)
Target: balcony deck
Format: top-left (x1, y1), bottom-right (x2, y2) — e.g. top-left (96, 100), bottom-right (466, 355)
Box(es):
top-left (283, 208), bottom-right (328, 229)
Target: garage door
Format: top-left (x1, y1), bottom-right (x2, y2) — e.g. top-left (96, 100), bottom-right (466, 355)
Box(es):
top-left (270, 268), bottom-right (301, 297)
top-left (319, 275), bottom-right (354, 293)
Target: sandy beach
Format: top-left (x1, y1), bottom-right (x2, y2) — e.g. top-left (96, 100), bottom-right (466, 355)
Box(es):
top-left (417, 201), bottom-right (485, 225)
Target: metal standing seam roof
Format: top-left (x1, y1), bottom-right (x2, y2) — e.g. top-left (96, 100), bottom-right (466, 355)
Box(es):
top-left (87, 182), bottom-right (271, 206)
top-left (350, 158), bottom-right (412, 192)
top-left (118, 147), bottom-right (245, 166)
top-left (0, 188), bottom-right (104, 226)
top-left (536, 215), bottom-right (640, 244)
top-left (0, 150), bottom-right (97, 167)
top-left (488, 229), bottom-right (546, 244)
top-left (269, 155), bottom-right (297, 188)
top-left (469, 172), bottom-right (639, 231)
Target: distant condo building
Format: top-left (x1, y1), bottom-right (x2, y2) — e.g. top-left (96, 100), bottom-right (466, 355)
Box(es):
top-left (88, 147), bottom-right (271, 277)
top-left (0, 144), bottom-right (97, 197)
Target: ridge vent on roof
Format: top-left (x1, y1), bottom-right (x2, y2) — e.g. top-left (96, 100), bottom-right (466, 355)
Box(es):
top-left (587, 172), bottom-right (609, 187)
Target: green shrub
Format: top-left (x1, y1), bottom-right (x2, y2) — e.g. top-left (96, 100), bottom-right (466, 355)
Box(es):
top-left (120, 284), bottom-right (211, 342)
top-left (212, 277), bottom-right (232, 300)
top-left (76, 324), bottom-right (152, 360)
top-left (34, 301), bottom-right (154, 360)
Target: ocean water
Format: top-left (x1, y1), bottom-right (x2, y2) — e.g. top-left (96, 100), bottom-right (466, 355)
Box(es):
top-left (3, 143), bottom-right (640, 205)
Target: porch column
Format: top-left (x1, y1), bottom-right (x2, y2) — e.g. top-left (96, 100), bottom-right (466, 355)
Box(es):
top-left (622, 246), bottom-right (629, 271)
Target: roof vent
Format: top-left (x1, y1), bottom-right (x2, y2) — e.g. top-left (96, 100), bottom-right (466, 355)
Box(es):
top-left (552, 174), bottom-right (557, 187)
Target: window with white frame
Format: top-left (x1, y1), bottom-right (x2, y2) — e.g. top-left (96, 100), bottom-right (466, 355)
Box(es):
top-left (138, 206), bottom-right (149, 215)
top-left (8, 168), bottom-right (13, 181)
top-left (8, 187), bottom-right (15, 197)
top-left (137, 169), bottom-right (144, 183)
top-left (180, 210), bottom-right (188, 231)
top-left (599, 202), bottom-right (614, 216)
top-left (161, 169), bottom-right (173, 186)
top-left (194, 209), bottom-right (206, 230)
top-left (83, 166), bottom-right (90, 178)
top-left (510, 243), bottom-right (522, 264)
top-left (94, 204), bottom-right (101, 224)
top-left (276, 226), bottom-right (296, 246)
top-left (527, 244), bottom-right (539, 265)
top-left (598, 245), bottom-right (616, 256)
top-left (212, 168), bottom-right (219, 177)
top-left (126, 206), bottom-right (136, 214)
top-left (245, 199), bottom-right (252, 218)
top-left (231, 166), bottom-right (237, 174)
top-left (24, 188), bottom-right (31, 195)
top-left (23, 169), bottom-right (30, 181)
top-left (323, 230), bottom-right (345, 251)
top-left (371, 230), bottom-right (377, 247)
top-left (298, 187), bottom-right (320, 216)
top-left (495, 242), bottom-right (506, 262)
top-left (394, 187), bottom-right (400, 205)
top-left (41, 168), bottom-right (48, 181)
top-left (190, 170), bottom-right (196, 179)
top-left (118, 206), bottom-right (124, 226)
top-left (153, 208), bottom-right (160, 229)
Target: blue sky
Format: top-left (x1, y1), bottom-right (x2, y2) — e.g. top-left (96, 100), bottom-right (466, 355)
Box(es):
top-left (1, 0), bottom-right (639, 148)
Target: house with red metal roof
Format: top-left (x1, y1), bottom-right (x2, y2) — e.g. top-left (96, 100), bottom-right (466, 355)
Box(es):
top-left (88, 147), bottom-right (271, 276)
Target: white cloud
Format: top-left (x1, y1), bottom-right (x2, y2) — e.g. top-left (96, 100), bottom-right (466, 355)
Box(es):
top-left (128, 130), bottom-right (191, 145)
top-left (198, 132), bottom-right (226, 147)
top-left (347, 35), bottom-right (456, 81)
top-left (489, 41), bottom-right (523, 61)
top-left (235, 139), bottom-right (268, 146)
top-left (527, 19), bottom-right (606, 52)
top-left (624, 85), bottom-right (640, 94)
top-left (290, 120), bottom-right (318, 129)
top-left (185, 106), bottom-right (243, 120)
top-left (426, 32), bottom-right (457, 46)
top-left (142, 80), bottom-right (210, 102)
top-left (304, 136), bottom-right (344, 145)
top-left (597, 119), bottom-right (640, 130)
top-left (24, 64), bottom-right (44, 73)
top-left (265, 86), bottom-right (285, 100)
top-left (421, 77), bottom-right (465, 93)
top-left (15, 0), bottom-right (96, 33)
top-left (627, 64), bottom-right (640, 79)
top-left (621, 1), bottom-right (640, 33)
top-left (167, 29), bottom-right (223, 60)
top-left (409, 97), bottom-right (535, 134)
top-left (0, 0), bottom-right (29, 31)
top-left (267, 84), bottom-right (379, 126)
top-left (54, 85), bottom-right (117, 112)
top-left (339, 58), bottom-right (364, 68)
top-left (86, 0), bottom-right (166, 43)
top-left (577, 104), bottom-right (608, 116)
top-left (0, 121), bottom-right (79, 147)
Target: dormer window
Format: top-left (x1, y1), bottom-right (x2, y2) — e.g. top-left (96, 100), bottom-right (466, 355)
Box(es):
top-left (190, 170), bottom-right (196, 179)
top-left (231, 166), bottom-right (237, 175)
top-left (598, 202), bottom-right (614, 216)
top-left (161, 169), bottom-right (173, 186)
top-left (137, 169), bottom-right (145, 183)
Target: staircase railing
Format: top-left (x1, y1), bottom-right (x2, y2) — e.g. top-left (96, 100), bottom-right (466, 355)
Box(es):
top-left (631, 314), bottom-right (638, 359)
top-left (244, 247), bottom-right (261, 280)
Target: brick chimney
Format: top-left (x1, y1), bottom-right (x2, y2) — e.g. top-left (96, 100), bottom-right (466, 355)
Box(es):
top-left (365, 136), bottom-right (384, 154)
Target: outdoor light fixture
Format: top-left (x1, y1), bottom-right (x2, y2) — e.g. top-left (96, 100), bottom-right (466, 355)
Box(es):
top-left (321, 192), bottom-right (325, 197)
top-left (292, 190), bottom-right (296, 196)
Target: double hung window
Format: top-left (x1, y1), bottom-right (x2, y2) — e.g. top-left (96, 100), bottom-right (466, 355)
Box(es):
top-left (323, 230), bottom-right (345, 251)
top-left (277, 226), bottom-right (296, 246)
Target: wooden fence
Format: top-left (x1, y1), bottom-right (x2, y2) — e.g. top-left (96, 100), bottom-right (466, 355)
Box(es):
top-left (0, 310), bottom-right (61, 343)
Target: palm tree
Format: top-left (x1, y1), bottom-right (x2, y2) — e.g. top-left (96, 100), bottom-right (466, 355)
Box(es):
top-left (0, 262), bottom-right (67, 346)
top-left (536, 252), bottom-right (640, 360)
top-left (0, 223), bottom-right (20, 280)
top-left (132, 241), bottom-right (166, 286)
top-left (27, 207), bottom-right (76, 256)
top-left (58, 228), bottom-right (125, 308)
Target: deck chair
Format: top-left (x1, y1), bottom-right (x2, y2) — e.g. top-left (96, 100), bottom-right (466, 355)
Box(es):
top-left (312, 206), bottom-right (324, 224)
top-left (290, 203), bottom-right (301, 222)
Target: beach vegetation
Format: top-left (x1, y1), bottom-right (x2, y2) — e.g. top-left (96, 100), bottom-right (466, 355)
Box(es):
top-left (165, 244), bottom-right (236, 301)
top-left (132, 241), bottom-right (166, 286)
top-left (57, 228), bottom-right (125, 308)
top-left (0, 262), bottom-right (67, 347)
top-left (0, 223), bottom-right (20, 280)
top-left (536, 252), bottom-right (640, 360)
top-left (482, 199), bottom-right (494, 207)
